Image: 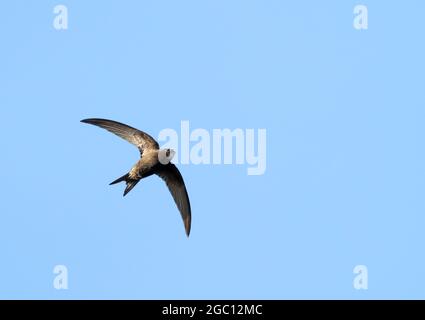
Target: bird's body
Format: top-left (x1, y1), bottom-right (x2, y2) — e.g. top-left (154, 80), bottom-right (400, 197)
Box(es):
top-left (130, 150), bottom-right (159, 179)
top-left (81, 118), bottom-right (192, 236)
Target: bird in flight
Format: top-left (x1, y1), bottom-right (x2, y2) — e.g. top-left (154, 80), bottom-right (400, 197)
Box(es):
top-left (81, 118), bottom-right (192, 237)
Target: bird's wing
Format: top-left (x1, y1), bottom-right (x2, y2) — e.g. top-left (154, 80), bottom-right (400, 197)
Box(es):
top-left (155, 164), bottom-right (192, 237)
top-left (81, 118), bottom-right (159, 155)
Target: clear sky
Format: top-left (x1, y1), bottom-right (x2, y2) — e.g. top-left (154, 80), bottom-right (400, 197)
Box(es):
top-left (0, 1), bottom-right (424, 299)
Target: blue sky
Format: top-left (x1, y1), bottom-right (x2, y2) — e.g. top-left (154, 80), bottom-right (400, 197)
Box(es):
top-left (0, 1), bottom-right (424, 299)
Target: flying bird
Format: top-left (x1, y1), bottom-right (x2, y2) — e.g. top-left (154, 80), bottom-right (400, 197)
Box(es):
top-left (81, 118), bottom-right (192, 237)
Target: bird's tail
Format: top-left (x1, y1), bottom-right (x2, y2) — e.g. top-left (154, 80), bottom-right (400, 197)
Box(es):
top-left (110, 173), bottom-right (140, 197)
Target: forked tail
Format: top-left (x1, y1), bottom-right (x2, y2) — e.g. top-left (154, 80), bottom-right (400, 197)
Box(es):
top-left (110, 173), bottom-right (140, 197)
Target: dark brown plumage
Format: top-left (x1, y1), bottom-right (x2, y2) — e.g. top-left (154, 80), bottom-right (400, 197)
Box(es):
top-left (81, 118), bottom-right (192, 237)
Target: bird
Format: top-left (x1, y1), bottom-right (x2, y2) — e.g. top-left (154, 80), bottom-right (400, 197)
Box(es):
top-left (81, 118), bottom-right (192, 237)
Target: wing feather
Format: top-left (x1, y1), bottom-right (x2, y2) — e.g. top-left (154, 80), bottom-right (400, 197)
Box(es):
top-left (155, 164), bottom-right (192, 237)
top-left (81, 118), bottom-right (159, 155)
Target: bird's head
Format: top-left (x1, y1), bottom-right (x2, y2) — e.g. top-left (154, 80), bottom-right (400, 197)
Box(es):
top-left (158, 148), bottom-right (176, 165)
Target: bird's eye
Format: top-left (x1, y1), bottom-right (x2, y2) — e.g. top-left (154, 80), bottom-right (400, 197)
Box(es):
top-left (166, 149), bottom-right (170, 157)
